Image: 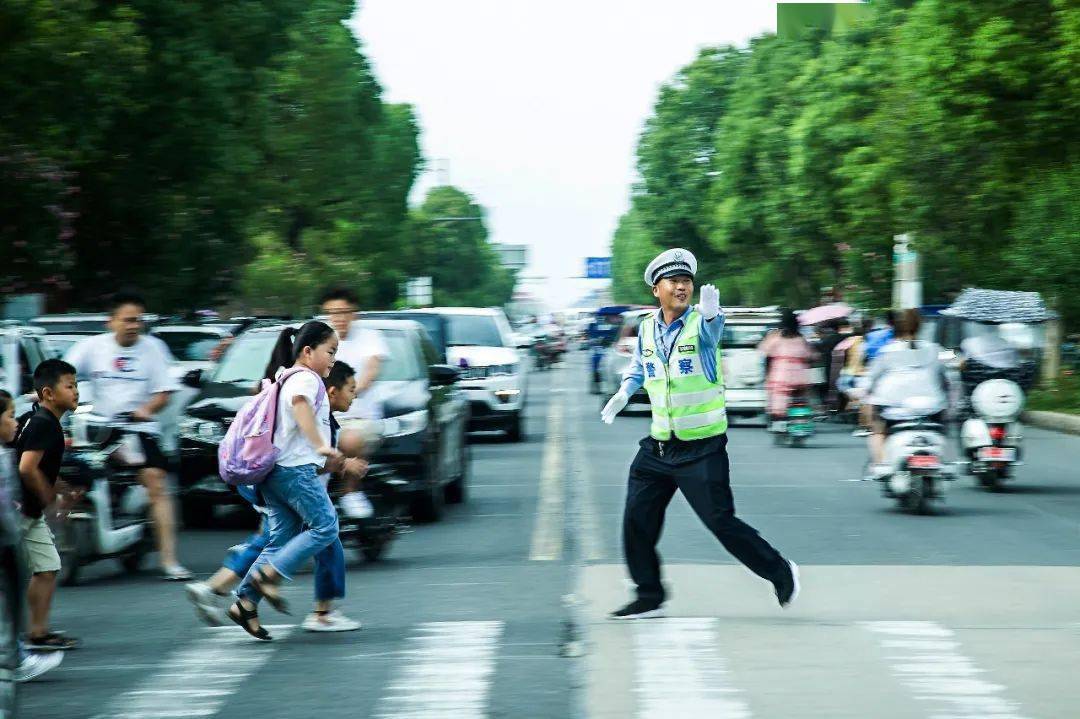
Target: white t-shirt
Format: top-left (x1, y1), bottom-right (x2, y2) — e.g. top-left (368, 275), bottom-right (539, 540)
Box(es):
top-left (335, 323), bottom-right (390, 421)
top-left (272, 368), bottom-right (332, 468)
top-left (65, 333), bottom-right (177, 435)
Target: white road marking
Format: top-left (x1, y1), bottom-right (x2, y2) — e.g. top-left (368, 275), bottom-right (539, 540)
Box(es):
top-left (634, 618), bottom-right (752, 719)
top-left (568, 384), bottom-right (604, 562)
top-left (864, 621), bottom-right (1030, 719)
top-left (92, 625), bottom-right (293, 719)
top-left (374, 620), bottom-right (504, 719)
top-left (530, 391), bottom-right (565, 560)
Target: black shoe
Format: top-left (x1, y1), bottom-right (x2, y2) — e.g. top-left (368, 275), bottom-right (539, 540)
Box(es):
top-left (774, 560), bottom-right (801, 608)
top-left (609, 599), bottom-right (665, 620)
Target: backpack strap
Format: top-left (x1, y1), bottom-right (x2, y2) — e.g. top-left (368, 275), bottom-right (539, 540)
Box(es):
top-left (276, 367), bottom-right (327, 412)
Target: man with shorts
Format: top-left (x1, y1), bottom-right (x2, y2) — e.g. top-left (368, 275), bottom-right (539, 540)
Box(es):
top-left (65, 290), bottom-right (191, 580)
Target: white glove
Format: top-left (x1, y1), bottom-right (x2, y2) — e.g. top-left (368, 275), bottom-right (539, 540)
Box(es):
top-left (601, 390), bottom-right (630, 424)
top-left (697, 284), bottom-right (720, 320)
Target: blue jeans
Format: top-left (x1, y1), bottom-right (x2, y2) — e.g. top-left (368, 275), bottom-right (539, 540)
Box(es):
top-left (236, 464), bottom-right (340, 604)
top-left (225, 522), bottom-right (345, 602)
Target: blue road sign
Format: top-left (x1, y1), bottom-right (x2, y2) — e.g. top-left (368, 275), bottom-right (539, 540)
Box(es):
top-left (585, 257), bottom-right (611, 279)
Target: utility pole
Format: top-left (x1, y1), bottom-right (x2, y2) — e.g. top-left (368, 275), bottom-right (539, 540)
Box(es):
top-left (892, 233), bottom-right (922, 310)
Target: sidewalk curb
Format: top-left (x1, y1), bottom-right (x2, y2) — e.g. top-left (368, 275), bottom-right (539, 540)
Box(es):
top-left (1022, 410), bottom-right (1080, 436)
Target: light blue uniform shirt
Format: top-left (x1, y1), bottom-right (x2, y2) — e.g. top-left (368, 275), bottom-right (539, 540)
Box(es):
top-left (620, 306), bottom-right (726, 396)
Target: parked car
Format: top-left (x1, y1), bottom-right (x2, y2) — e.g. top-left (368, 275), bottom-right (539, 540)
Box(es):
top-left (427, 308), bottom-right (528, 441)
top-left (176, 320), bottom-right (469, 526)
top-left (596, 309), bottom-right (653, 413)
top-left (29, 313), bottom-right (161, 335)
top-left (0, 324), bottom-right (55, 416)
top-left (150, 324), bottom-right (233, 386)
top-left (720, 308), bottom-right (780, 423)
top-left (44, 333), bottom-right (88, 359)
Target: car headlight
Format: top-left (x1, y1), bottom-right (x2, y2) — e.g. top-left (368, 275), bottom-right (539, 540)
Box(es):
top-left (383, 410), bottom-right (428, 438)
top-left (180, 417), bottom-right (226, 443)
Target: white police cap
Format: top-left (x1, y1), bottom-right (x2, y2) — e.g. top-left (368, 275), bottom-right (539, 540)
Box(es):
top-left (644, 248), bottom-right (697, 286)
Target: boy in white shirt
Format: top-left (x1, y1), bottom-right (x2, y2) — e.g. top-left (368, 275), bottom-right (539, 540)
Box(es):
top-left (64, 290), bottom-right (190, 580)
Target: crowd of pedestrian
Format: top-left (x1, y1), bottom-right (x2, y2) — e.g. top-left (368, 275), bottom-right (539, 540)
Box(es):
top-left (1, 285), bottom-right (389, 684)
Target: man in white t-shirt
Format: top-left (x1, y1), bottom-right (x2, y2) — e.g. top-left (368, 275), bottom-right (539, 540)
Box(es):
top-left (319, 286), bottom-right (390, 518)
top-left (64, 291), bottom-right (190, 580)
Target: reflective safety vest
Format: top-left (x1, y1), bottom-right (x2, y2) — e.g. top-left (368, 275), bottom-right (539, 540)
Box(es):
top-left (640, 310), bottom-right (727, 441)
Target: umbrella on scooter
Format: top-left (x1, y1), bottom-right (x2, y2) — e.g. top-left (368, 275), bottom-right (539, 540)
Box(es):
top-left (798, 302), bottom-right (853, 326)
top-left (940, 288), bottom-right (1055, 324)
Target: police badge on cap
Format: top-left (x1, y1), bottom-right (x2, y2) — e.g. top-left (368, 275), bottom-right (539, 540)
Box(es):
top-left (644, 248), bottom-right (698, 286)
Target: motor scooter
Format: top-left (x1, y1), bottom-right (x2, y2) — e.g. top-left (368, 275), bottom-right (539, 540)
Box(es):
top-left (772, 396), bottom-right (815, 447)
top-left (960, 378), bottom-right (1024, 491)
top-left (870, 397), bottom-right (955, 514)
top-left (330, 463), bottom-right (409, 562)
top-left (55, 413), bottom-right (153, 585)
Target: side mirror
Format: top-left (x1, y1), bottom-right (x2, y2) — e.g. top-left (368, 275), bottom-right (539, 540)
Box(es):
top-left (428, 364), bottom-right (460, 387)
top-left (182, 368), bottom-right (204, 388)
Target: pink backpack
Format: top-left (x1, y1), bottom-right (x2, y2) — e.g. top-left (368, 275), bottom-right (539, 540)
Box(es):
top-left (218, 367), bottom-right (327, 486)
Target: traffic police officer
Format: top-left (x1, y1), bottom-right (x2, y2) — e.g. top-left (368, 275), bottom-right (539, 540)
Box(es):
top-left (601, 248), bottom-right (800, 619)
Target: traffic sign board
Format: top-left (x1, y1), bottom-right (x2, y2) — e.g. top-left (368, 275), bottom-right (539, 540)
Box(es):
top-left (585, 257), bottom-right (611, 279)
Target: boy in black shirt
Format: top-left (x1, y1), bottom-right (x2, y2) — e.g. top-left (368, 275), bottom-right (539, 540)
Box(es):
top-left (16, 359), bottom-right (80, 651)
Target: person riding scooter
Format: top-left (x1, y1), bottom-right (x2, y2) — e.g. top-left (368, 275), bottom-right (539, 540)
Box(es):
top-left (758, 309), bottom-right (816, 432)
top-left (865, 309), bottom-right (951, 475)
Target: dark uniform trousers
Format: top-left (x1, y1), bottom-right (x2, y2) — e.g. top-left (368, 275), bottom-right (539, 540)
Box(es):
top-left (623, 433), bottom-right (786, 604)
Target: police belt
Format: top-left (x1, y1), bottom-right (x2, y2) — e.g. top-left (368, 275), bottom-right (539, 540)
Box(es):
top-left (638, 433), bottom-right (727, 466)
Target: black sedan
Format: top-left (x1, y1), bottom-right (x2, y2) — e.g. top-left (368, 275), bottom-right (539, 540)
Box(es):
top-left (176, 320), bottom-right (470, 526)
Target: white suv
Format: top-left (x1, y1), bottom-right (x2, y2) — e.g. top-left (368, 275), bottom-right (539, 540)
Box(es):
top-left (429, 308), bottom-right (528, 441)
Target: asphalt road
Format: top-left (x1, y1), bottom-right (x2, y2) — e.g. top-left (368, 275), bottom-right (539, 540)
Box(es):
top-left (18, 351), bottom-right (1080, 718)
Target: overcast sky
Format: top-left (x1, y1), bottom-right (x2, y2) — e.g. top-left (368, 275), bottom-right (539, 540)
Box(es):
top-left (349, 1), bottom-right (784, 309)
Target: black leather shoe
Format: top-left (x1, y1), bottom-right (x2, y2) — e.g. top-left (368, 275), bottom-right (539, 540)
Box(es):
top-left (775, 560), bottom-right (801, 608)
top-left (609, 599), bottom-right (666, 620)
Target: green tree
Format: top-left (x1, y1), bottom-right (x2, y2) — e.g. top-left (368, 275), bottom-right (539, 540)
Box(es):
top-left (610, 208), bottom-right (660, 305)
top-left (407, 186), bottom-right (516, 308)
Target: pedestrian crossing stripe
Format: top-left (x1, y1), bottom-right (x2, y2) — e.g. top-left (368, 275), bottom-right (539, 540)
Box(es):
top-left (70, 610), bottom-right (1073, 719)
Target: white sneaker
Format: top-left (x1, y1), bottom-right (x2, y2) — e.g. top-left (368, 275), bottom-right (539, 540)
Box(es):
top-left (163, 564), bottom-right (194, 581)
top-left (852, 428), bottom-right (871, 438)
top-left (16, 651), bottom-right (64, 682)
top-left (185, 582), bottom-right (229, 626)
top-left (303, 611), bottom-right (362, 632)
top-left (340, 491), bottom-right (374, 520)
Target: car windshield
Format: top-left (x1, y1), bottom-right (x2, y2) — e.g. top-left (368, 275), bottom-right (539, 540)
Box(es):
top-left (723, 324), bottom-right (772, 348)
top-left (377, 331), bottom-right (423, 381)
top-left (445, 315), bottom-right (504, 347)
top-left (47, 337), bottom-right (81, 358)
top-left (212, 332), bottom-right (278, 384)
top-left (30, 319), bottom-right (108, 334)
top-left (155, 331), bottom-right (222, 361)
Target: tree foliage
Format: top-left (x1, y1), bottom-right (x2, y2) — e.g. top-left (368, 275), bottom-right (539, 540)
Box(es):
top-left (407, 186), bottom-right (516, 308)
top-left (615, 0), bottom-right (1080, 327)
top-left (1, 0), bottom-right (510, 314)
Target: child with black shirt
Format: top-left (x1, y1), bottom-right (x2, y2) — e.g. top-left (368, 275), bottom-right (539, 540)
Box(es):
top-left (16, 359), bottom-right (80, 651)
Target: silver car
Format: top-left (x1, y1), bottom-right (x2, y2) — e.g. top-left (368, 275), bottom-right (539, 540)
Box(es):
top-left (720, 309), bottom-right (780, 423)
top-left (597, 309), bottom-right (654, 413)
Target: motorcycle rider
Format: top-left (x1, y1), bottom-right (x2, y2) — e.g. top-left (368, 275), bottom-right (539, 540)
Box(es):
top-left (757, 309), bottom-right (815, 430)
top-left (64, 290), bottom-right (191, 580)
top-left (865, 309), bottom-right (950, 473)
top-left (959, 325), bottom-right (1037, 397)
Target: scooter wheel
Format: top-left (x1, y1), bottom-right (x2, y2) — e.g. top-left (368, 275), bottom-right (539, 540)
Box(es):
top-left (362, 540), bottom-right (388, 562)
